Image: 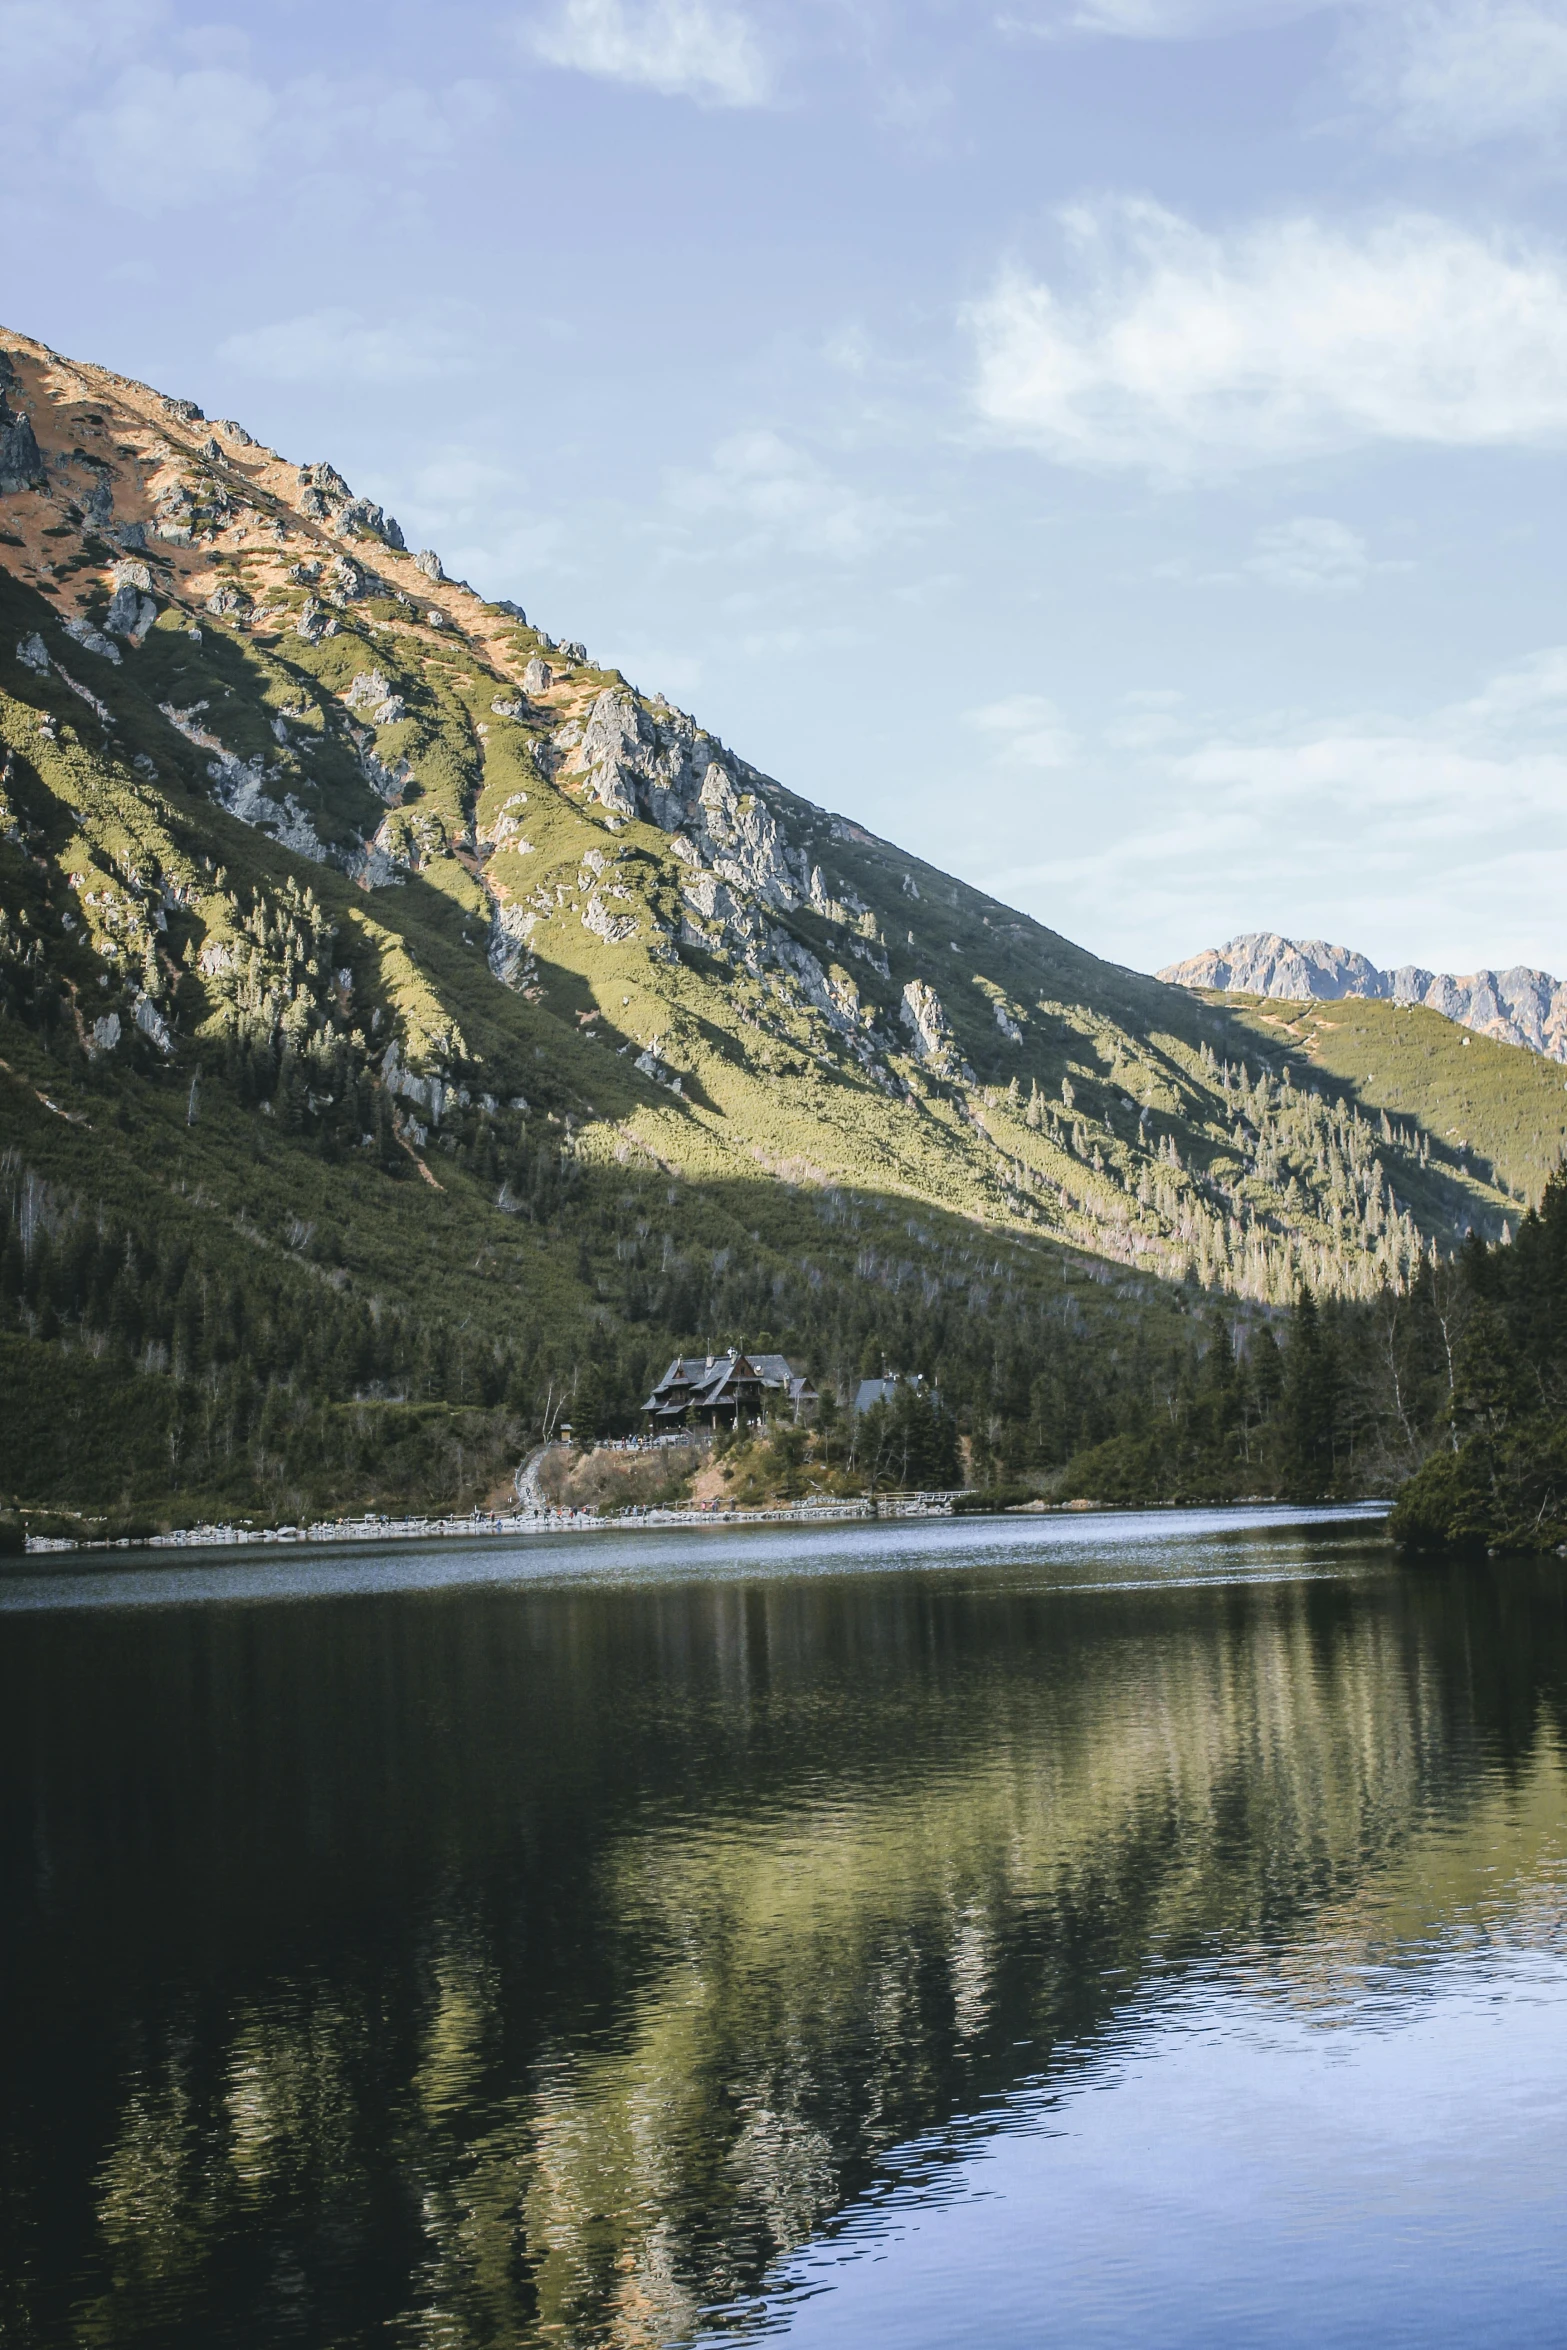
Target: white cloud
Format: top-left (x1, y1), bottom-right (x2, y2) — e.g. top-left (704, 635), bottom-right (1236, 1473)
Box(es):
top-left (0, 0), bottom-right (163, 115)
top-left (968, 200), bottom-right (1567, 476)
top-left (1245, 517), bottom-right (1375, 594)
top-left (1342, 0), bottom-right (1567, 146)
top-left (66, 62), bottom-right (276, 205)
top-left (998, 0), bottom-right (1326, 37)
top-left (526, 0), bottom-right (772, 104)
top-left (997, 644), bottom-right (1567, 970)
top-left (668, 429), bottom-right (917, 560)
top-left (219, 308), bottom-right (480, 385)
top-left (968, 693), bottom-right (1079, 768)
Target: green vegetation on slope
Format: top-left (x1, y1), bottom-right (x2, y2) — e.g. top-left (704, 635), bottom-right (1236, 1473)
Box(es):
top-left (1390, 1172), bottom-right (1567, 1554)
top-left (1213, 991), bottom-right (1567, 1221)
top-left (2, 328), bottom-right (1564, 1527)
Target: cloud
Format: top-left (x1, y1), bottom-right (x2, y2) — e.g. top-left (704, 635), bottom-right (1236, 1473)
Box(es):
top-left (0, 0), bottom-right (164, 115)
top-left (1244, 517), bottom-right (1377, 594)
top-left (968, 693), bottom-right (1079, 768)
top-left (668, 429), bottom-right (918, 560)
top-left (69, 62), bottom-right (279, 206)
top-left (1342, 0), bottom-right (1567, 146)
top-left (219, 308), bottom-right (481, 385)
top-left (997, 0), bottom-right (1326, 37)
top-left (525, 0), bottom-right (772, 104)
top-left (968, 200), bottom-right (1567, 475)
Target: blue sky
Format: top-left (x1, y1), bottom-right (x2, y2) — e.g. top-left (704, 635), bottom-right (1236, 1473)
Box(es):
top-left (7, 0), bottom-right (1567, 978)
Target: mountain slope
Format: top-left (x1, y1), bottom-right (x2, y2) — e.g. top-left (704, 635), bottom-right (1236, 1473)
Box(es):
top-left (1162, 932), bottom-right (1567, 1064)
top-left (1, 327), bottom-right (1561, 1521)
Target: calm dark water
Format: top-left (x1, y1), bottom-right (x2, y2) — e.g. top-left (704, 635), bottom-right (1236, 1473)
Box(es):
top-left (2, 1506), bottom-right (1566, 2348)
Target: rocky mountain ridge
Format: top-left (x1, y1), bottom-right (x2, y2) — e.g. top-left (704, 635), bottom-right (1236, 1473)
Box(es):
top-left (1161, 933), bottom-right (1567, 1064)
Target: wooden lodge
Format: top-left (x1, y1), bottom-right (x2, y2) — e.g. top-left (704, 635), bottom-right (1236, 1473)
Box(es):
top-left (643, 1349), bottom-right (817, 1431)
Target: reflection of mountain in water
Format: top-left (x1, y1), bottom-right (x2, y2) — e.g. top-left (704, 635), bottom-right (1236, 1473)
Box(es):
top-left (1, 1541), bottom-right (1563, 2347)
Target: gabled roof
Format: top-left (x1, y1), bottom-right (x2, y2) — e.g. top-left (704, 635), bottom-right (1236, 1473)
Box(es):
top-left (644, 1348), bottom-right (817, 1414)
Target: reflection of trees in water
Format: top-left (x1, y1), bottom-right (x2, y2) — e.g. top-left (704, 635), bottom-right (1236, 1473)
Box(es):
top-left (3, 1556), bottom-right (1563, 2347)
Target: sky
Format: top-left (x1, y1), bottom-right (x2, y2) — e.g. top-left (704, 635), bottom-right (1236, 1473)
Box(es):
top-left (6, 0), bottom-right (1567, 980)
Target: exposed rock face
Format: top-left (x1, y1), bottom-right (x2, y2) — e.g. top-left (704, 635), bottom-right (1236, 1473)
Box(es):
top-left (104, 576), bottom-right (155, 640)
top-left (89, 1010), bottom-right (121, 1055)
top-left (1161, 934), bottom-right (1386, 1002)
top-left (901, 978), bottom-right (950, 1062)
top-left (343, 670), bottom-right (406, 726)
top-left (159, 701), bottom-right (331, 864)
top-left (80, 471), bottom-right (115, 527)
top-left (522, 657), bottom-right (552, 695)
top-left (415, 549), bottom-right (443, 582)
top-left (328, 555), bottom-right (370, 600)
top-left (62, 615), bottom-right (120, 663)
top-left (336, 497), bottom-right (404, 549)
top-left (295, 597), bottom-right (335, 642)
top-left (0, 397), bottom-right (45, 493)
top-left (133, 993), bottom-right (173, 1051)
top-left (581, 892), bottom-right (638, 945)
top-left (15, 633), bottom-right (47, 674)
top-left (1160, 931), bottom-right (1567, 1063)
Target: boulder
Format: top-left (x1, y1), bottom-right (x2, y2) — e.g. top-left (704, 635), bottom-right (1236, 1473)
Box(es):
top-left (345, 670), bottom-right (407, 725)
top-left (522, 656), bottom-right (552, 695)
top-left (295, 597), bottom-right (335, 642)
top-left (105, 580), bottom-right (156, 641)
top-left (116, 521), bottom-right (148, 552)
top-left (16, 633), bottom-right (48, 674)
top-left (415, 549), bottom-right (444, 581)
top-left (562, 640), bottom-right (587, 663)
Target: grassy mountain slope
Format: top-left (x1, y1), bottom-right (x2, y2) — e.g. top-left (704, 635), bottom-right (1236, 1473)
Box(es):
top-left (1210, 995), bottom-right (1567, 1221)
top-left (0, 326), bottom-right (1558, 1523)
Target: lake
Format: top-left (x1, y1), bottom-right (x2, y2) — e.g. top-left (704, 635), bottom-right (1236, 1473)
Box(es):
top-left (2, 1505), bottom-right (1565, 2348)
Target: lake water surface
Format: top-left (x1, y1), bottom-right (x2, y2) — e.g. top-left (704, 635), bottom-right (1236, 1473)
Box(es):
top-left (2, 1505), bottom-right (1565, 2347)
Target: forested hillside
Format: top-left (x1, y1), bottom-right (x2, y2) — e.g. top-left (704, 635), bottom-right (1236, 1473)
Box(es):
top-left (0, 325), bottom-right (1560, 1532)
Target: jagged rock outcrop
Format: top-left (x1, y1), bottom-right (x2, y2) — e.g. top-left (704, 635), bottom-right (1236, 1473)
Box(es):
top-left (1161, 931), bottom-right (1567, 1063)
top-left (0, 393), bottom-right (44, 494)
top-left (105, 563), bottom-right (156, 642)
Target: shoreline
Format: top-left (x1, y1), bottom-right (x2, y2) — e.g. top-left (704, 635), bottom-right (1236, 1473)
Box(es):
top-left (17, 1493), bottom-right (1391, 1562)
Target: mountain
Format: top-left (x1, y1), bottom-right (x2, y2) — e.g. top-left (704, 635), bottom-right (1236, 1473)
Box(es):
top-left (2, 326), bottom-right (1565, 1526)
top-left (1161, 933), bottom-right (1567, 1064)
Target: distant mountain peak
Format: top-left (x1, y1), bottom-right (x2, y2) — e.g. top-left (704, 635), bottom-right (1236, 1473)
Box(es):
top-left (1160, 932), bottom-right (1567, 1064)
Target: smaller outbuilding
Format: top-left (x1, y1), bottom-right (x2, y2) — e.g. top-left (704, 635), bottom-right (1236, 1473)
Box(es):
top-left (852, 1372), bottom-right (928, 1416)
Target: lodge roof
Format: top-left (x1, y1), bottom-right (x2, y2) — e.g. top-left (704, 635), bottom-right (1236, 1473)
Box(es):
top-left (643, 1348), bottom-right (816, 1417)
